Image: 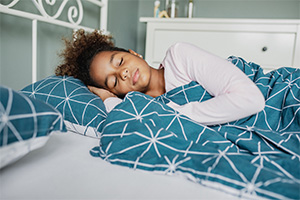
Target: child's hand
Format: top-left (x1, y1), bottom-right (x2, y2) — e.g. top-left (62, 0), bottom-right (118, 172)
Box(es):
top-left (88, 86), bottom-right (117, 101)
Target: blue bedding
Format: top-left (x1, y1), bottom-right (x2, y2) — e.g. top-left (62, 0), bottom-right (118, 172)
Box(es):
top-left (91, 56), bottom-right (300, 199)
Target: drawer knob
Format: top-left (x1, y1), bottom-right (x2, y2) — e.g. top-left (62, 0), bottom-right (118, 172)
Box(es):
top-left (262, 47), bottom-right (268, 52)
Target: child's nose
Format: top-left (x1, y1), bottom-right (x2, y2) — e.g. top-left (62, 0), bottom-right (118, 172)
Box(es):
top-left (121, 68), bottom-right (129, 80)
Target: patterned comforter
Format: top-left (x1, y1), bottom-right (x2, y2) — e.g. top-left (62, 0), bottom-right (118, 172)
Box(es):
top-left (91, 56), bottom-right (300, 199)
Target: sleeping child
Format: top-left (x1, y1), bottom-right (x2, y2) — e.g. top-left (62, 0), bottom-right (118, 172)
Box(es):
top-left (55, 29), bottom-right (265, 125)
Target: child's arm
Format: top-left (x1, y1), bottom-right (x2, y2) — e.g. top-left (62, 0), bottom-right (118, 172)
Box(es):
top-left (88, 86), bottom-right (122, 112)
top-left (163, 42), bottom-right (265, 125)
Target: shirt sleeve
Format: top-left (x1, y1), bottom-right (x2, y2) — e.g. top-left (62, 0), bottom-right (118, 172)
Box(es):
top-left (104, 97), bottom-right (123, 113)
top-left (164, 42), bottom-right (265, 125)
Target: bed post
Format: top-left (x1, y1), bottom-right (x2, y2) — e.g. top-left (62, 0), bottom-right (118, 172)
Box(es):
top-left (0, 0), bottom-right (108, 86)
top-left (100, 0), bottom-right (108, 33)
top-left (32, 19), bottom-right (37, 83)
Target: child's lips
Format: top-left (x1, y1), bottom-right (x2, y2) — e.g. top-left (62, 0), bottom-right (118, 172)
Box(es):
top-left (132, 68), bottom-right (139, 85)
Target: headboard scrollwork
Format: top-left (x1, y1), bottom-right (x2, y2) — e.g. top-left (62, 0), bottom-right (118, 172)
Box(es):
top-left (0, 0), bottom-right (108, 83)
top-left (0, 0), bottom-right (107, 31)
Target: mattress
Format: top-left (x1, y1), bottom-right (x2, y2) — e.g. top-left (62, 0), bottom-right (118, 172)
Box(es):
top-left (0, 131), bottom-right (240, 200)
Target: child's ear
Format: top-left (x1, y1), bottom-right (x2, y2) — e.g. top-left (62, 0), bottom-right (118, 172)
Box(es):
top-left (129, 49), bottom-right (143, 58)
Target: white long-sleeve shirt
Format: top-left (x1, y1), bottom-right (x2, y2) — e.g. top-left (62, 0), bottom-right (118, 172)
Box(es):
top-left (104, 42), bottom-right (265, 125)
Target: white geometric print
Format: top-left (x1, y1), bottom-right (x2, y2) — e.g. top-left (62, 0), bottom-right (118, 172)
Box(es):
top-left (21, 75), bottom-right (107, 138)
top-left (0, 85), bottom-right (65, 168)
top-left (91, 57), bottom-right (300, 199)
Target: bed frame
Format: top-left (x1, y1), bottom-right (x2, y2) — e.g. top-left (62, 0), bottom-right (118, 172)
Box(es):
top-left (0, 0), bottom-right (108, 83)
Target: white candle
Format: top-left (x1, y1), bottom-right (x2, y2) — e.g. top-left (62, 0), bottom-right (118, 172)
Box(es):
top-left (188, 0), bottom-right (193, 18)
top-left (171, 0), bottom-right (176, 18)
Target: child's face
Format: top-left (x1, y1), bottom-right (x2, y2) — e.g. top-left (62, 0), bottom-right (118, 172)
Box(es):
top-left (89, 50), bottom-right (152, 98)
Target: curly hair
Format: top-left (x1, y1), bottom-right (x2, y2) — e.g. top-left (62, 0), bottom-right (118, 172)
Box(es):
top-left (55, 29), bottom-right (128, 86)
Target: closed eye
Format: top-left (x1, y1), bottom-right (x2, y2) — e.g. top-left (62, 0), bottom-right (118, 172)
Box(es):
top-left (119, 58), bottom-right (123, 66)
top-left (114, 76), bottom-right (117, 87)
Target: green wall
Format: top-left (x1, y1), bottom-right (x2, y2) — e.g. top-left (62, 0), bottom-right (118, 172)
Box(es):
top-left (0, 0), bottom-right (99, 90)
top-left (1, 0), bottom-right (300, 90)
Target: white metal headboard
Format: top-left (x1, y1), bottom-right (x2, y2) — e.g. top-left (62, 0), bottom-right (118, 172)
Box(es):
top-left (0, 0), bottom-right (108, 83)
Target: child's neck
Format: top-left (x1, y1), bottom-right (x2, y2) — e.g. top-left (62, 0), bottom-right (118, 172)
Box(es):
top-left (146, 67), bottom-right (165, 98)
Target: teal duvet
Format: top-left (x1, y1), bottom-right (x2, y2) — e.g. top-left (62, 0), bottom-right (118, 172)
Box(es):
top-left (91, 56), bottom-right (300, 199)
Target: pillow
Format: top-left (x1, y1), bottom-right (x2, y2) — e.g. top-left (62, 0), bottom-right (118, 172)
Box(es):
top-left (21, 75), bottom-right (107, 138)
top-left (0, 85), bottom-right (66, 169)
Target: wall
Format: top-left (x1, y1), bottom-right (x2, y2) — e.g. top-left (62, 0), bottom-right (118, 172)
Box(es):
top-left (107, 0), bottom-right (139, 50)
top-left (1, 0), bottom-right (300, 90)
top-left (0, 0), bottom-right (100, 90)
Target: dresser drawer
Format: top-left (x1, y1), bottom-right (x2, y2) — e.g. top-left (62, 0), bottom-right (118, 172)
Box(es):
top-left (152, 30), bottom-right (296, 69)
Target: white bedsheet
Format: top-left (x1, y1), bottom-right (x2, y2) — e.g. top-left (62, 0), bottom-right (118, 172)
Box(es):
top-left (0, 131), bottom-right (241, 200)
